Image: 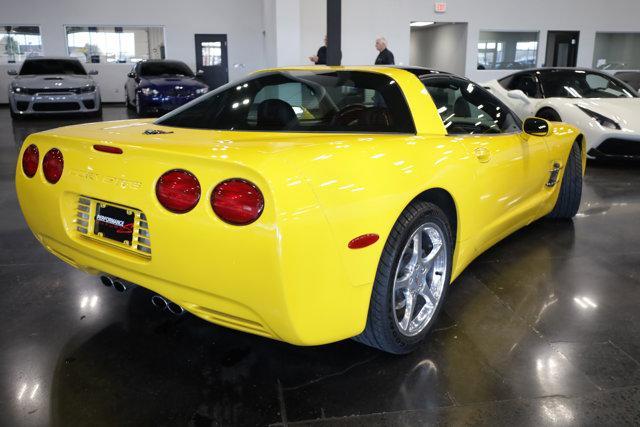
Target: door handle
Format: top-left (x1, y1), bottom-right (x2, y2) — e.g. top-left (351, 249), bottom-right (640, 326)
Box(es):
top-left (474, 147), bottom-right (491, 163)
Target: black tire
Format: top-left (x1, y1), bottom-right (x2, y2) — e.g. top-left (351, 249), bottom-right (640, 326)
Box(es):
top-left (10, 107), bottom-right (21, 120)
top-left (536, 108), bottom-right (561, 122)
top-left (353, 201), bottom-right (453, 354)
top-left (90, 105), bottom-right (103, 119)
top-left (125, 91), bottom-right (134, 110)
top-left (547, 142), bottom-right (583, 219)
top-left (135, 92), bottom-right (145, 117)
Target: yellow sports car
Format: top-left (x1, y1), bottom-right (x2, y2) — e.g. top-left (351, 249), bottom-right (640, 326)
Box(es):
top-left (15, 66), bottom-right (585, 354)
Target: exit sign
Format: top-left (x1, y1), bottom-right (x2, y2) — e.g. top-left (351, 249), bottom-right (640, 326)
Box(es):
top-left (435, 1), bottom-right (446, 13)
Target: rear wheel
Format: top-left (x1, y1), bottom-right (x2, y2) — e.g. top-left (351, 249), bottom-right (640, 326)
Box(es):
top-left (547, 142), bottom-right (583, 219)
top-left (353, 201), bottom-right (453, 354)
top-left (536, 107), bottom-right (561, 122)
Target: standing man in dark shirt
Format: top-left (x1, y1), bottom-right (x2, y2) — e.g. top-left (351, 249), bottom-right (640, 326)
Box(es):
top-left (309, 35), bottom-right (328, 65)
top-left (374, 37), bottom-right (395, 65)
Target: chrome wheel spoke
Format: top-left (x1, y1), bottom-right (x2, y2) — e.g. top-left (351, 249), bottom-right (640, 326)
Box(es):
top-left (407, 232), bottom-right (422, 272)
top-left (423, 241), bottom-right (442, 269)
top-left (398, 290), bottom-right (416, 331)
top-left (420, 285), bottom-right (438, 306)
top-left (395, 274), bottom-right (411, 290)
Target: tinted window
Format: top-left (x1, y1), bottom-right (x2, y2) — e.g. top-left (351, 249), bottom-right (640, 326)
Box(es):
top-left (157, 71), bottom-right (415, 133)
top-left (507, 73), bottom-right (541, 98)
top-left (140, 61), bottom-right (193, 77)
top-left (422, 76), bottom-right (521, 135)
top-left (20, 59), bottom-right (86, 75)
top-left (538, 70), bottom-right (637, 98)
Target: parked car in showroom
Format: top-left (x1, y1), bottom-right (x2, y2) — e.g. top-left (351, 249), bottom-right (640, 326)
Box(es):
top-left (7, 57), bottom-right (101, 119)
top-left (485, 68), bottom-right (640, 159)
top-left (16, 66), bottom-right (584, 354)
top-left (125, 59), bottom-right (209, 116)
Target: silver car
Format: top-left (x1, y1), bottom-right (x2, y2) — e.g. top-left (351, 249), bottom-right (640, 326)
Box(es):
top-left (8, 57), bottom-right (101, 118)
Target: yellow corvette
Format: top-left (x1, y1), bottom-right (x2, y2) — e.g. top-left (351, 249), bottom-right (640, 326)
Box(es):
top-left (15, 66), bottom-right (585, 354)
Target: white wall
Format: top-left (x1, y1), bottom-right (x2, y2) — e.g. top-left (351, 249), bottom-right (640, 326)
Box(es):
top-left (1, 0), bottom-right (269, 103)
top-left (299, 0), bottom-right (326, 65)
top-left (313, 0), bottom-right (640, 83)
top-left (410, 23), bottom-right (467, 76)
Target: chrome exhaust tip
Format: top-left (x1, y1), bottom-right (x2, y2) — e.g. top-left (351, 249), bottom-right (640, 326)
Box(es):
top-left (113, 280), bottom-right (128, 292)
top-left (151, 295), bottom-right (168, 310)
top-left (167, 302), bottom-right (185, 316)
top-left (100, 275), bottom-right (114, 287)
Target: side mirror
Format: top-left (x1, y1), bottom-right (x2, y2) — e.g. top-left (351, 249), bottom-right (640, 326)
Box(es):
top-left (127, 72), bottom-right (136, 78)
top-left (88, 69), bottom-right (98, 75)
top-left (507, 89), bottom-right (531, 104)
top-left (7, 69), bottom-right (17, 76)
top-left (523, 117), bottom-right (549, 137)
top-left (196, 69), bottom-right (204, 77)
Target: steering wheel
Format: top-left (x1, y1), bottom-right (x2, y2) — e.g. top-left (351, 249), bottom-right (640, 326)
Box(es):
top-left (331, 104), bottom-right (368, 127)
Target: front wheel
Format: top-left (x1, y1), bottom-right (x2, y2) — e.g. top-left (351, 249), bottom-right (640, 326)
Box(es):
top-left (547, 142), bottom-right (583, 219)
top-left (135, 93), bottom-right (145, 117)
top-left (125, 92), bottom-right (134, 110)
top-left (10, 106), bottom-right (21, 120)
top-left (353, 201), bottom-right (453, 354)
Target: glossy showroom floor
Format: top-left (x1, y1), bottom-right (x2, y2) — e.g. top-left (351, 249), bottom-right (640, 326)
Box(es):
top-left (2, 106), bottom-right (640, 426)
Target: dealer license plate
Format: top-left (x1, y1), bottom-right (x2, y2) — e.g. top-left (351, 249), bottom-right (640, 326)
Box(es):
top-left (93, 203), bottom-right (135, 245)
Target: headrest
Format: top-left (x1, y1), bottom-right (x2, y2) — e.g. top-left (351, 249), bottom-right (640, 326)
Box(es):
top-left (454, 97), bottom-right (471, 117)
top-left (257, 99), bottom-right (298, 130)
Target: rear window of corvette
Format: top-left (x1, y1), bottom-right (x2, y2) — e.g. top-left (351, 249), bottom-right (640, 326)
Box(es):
top-left (156, 70), bottom-right (416, 134)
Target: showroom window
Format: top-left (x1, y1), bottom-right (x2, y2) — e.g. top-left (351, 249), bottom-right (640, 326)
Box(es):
top-left (0, 26), bottom-right (42, 64)
top-left (593, 32), bottom-right (640, 70)
top-left (65, 26), bottom-right (165, 63)
top-left (422, 76), bottom-right (521, 135)
top-left (477, 31), bottom-right (538, 70)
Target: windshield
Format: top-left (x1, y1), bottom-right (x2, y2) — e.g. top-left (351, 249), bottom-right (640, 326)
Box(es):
top-left (20, 59), bottom-right (87, 75)
top-left (538, 70), bottom-right (637, 99)
top-left (156, 70), bottom-right (415, 133)
top-left (140, 61), bottom-right (194, 77)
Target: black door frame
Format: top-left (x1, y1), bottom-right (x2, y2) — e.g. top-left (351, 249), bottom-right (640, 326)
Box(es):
top-left (546, 31), bottom-right (580, 67)
top-left (194, 33), bottom-right (229, 90)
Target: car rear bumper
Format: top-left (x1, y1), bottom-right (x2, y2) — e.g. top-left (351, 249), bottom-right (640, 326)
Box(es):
top-left (15, 133), bottom-right (371, 345)
top-left (9, 91), bottom-right (101, 115)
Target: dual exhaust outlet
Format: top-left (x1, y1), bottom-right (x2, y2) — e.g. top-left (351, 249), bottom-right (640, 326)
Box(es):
top-left (151, 295), bottom-right (184, 316)
top-left (100, 275), bottom-right (134, 292)
top-left (100, 275), bottom-right (184, 316)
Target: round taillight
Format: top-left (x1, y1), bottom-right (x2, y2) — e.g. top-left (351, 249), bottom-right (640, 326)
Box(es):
top-left (43, 148), bottom-right (64, 184)
top-left (211, 179), bottom-right (264, 225)
top-left (22, 144), bottom-right (39, 178)
top-left (156, 169), bottom-right (201, 213)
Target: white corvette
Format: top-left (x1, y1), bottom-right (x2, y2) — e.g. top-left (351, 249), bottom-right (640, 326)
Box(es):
top-left (485, 68), bottom-right (640, 159)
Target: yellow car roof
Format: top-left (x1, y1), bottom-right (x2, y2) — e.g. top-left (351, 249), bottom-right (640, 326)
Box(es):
top-left (255, 65), bottom-right (443, 79)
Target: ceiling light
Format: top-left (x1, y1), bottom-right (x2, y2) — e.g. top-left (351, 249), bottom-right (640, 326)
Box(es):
top-left (411, 21), bottom-right (435, 27)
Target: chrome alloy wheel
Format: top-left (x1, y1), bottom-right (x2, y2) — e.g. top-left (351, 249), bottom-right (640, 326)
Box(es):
top-left (392, 222), bottom-right (448, 337)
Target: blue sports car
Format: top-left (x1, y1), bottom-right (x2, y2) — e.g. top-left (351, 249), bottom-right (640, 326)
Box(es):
top-left (125, 60), bottom-right (209, 116)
